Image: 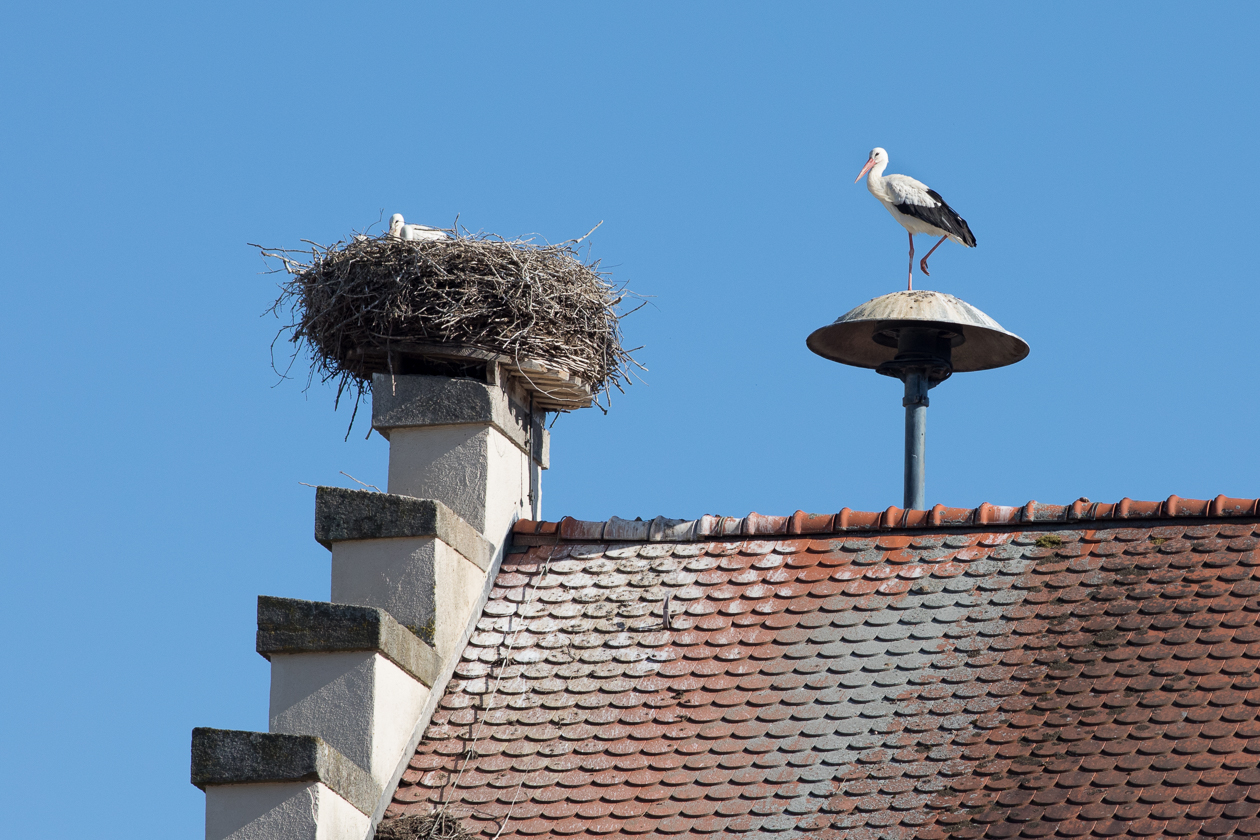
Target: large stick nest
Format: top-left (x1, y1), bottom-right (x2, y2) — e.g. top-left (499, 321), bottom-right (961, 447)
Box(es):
top-left (376, 810), bottom-right (480, 840)
top-left (258, 223), bottom-right (642, 421)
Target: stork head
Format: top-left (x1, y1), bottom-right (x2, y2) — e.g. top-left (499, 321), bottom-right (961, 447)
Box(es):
top-left (854, 147), bottom-right (888, 183)
top-left (388, 213), bottom-right (404, 233)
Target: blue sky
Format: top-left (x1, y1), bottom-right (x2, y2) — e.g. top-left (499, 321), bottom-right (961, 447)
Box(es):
top-left (2, 3), bottom-right (1258, 836)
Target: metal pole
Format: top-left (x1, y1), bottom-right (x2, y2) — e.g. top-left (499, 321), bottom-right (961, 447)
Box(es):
top-left (903, 370), bottom-right (928, 510)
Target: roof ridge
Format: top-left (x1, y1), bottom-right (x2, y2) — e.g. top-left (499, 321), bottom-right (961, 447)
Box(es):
top-left (512, 494), bottom-right (1260, 541)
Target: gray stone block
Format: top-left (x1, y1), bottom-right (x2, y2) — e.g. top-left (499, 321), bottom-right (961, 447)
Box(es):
top-left (190, 728), bottom-right (379, 815)
top-left (256, 596), bottom-right (442, 687)
top-left (371, 373), bottom-right (547, 468)
top-left (314, 486), bottom-right (492, 571)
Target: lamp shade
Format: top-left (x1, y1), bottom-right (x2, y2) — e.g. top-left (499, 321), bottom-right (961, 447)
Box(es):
top-left (806, 290), bottom-right (1029, 373)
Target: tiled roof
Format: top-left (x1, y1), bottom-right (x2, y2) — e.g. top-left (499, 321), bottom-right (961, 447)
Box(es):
top-left (385, 502), bottom-right (1260, 839)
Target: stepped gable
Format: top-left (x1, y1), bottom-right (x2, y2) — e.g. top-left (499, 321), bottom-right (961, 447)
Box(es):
top-left (386, 501), bottom-right (1260, 840)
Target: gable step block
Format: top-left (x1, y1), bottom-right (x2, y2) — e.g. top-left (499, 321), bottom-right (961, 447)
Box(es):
top-left (314, 486), bottom-right (490, 571)
top-left (315, 487), bottom-right (492, 660)
top-left (192, 728), bottom-right (376, 840)
top-left (257, 595), bottom-right (442, 688)
top-left (257, 596), bottom-right (439, 787)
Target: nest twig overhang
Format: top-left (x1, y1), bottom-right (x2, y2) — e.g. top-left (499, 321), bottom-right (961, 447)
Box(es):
top-left (258, 224), bottom-right (644, 422)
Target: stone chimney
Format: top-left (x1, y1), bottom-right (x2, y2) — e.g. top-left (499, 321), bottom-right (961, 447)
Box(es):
top-left (372, 369), bottom-right (548, 548)
top-left (192, 363), bottom-right (556, 840)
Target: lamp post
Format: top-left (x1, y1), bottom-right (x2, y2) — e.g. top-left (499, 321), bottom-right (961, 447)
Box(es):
top-left (807, 291), bottom-right (1029, 511)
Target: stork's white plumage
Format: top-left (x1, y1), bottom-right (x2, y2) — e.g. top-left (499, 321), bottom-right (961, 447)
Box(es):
top-left (388, 213), bottom-right (448, 242)
top-left (856, 148), bottom-right (976, 290)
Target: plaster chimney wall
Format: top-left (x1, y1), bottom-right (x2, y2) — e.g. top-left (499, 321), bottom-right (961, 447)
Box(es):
top-left (267, 650), bottom-right (429, 783)
top-left (205, 782), bottom-right (369, 840)
top-left (385, 423), bottom-right (531, 540)
top-left (371, 370), bottom-right (548, 547)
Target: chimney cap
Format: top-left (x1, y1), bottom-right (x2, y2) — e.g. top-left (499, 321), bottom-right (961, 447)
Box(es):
top-left (806, 290), bottom-right (1029, 373)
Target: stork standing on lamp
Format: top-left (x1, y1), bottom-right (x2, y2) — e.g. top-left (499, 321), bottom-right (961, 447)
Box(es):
top-left (856, 148), bottom-right (976, 290)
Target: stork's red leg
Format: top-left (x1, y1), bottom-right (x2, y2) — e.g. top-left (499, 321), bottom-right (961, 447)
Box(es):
top-left (919, 235), bottom-right (948, 277)
top-left (907, 232), bottom-right (915, 291)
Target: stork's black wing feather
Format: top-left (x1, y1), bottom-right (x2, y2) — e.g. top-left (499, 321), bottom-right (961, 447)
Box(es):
top-left (895, 189), bottom-right (977, 247)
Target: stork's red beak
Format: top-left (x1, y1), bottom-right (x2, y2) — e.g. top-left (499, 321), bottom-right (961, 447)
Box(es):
top-left (854, 157), bottom-right (875, 183)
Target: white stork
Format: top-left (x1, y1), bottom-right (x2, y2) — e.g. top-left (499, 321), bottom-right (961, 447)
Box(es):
top-left (388, 213), bottom-right (448, 242)
top-left (856, 147), bottom-right (976, 290)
